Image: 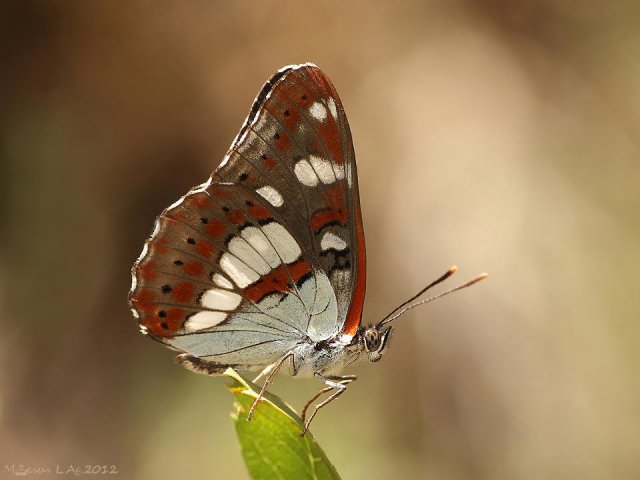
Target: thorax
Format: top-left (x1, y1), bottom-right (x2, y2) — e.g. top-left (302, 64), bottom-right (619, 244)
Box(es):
top-left (290, 333), bottom-right (364, 377)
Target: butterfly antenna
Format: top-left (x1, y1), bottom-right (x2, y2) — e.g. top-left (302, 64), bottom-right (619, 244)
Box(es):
top-left (377, 267), bottom-right (487, 327)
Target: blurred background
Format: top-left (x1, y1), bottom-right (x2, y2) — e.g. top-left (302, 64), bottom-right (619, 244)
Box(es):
top-left (2, 1), bottom-right (639, 479)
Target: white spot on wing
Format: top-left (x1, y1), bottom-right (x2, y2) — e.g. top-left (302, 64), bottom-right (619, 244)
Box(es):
top-left (309, 155), bottom-right (336, 184)
top-left (309, 101), bottom-right (328, 122)
top-left (200, 288), bottom-right (242, 311)
top-left (228, 237), bottom-right (271, 275)
top-left (256, 185), bottom-right (284, 207)
top-left (184, 311), bottom-right (227, 331)
top-left (220, 253), bottom-right (260, 288)
top-left (212, 273), bottom-right (234, 289)
top-left (294, 159), bottom-right (319, 186)
top-left (320, 232), bottom-right (348, 251)
top-left (334, 164), bottom-right (345, 180)
top-left (241, 227), bottom-right (281, 268)
top-left (262, 223), bottom-right (301, 264)
top-left (327, 98), bottom-right (338, 120)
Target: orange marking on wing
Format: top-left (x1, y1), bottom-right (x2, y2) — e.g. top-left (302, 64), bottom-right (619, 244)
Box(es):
top-left (144, 308), bottom-right (184, 336)
top-left (274, 132), bottom-right (291, 152)
top-left (244, 260), bottom-right (311, 303)
top-left (248, 203), bottom-right (271, 219)
top-left (132, 289), bottom-right (156, 311)
top-left (307, 185), bottom-right (348, 230)
top-left (226, 209), bottom-right (245, 225)
top-left (183, 261), bottom-right (204, 276)
top-left (205, 219), bottom-right (225, 237)
top-left (138, 260), bottom-right (158, 281)
top-left (196, 239), bottom-right (214, 257)
top-left (171, 282), bottom-right (194, 303)
top-left (262, 156), bottom-right (277, 169)
top-left (153, 237), bottom-right (169, 254)
top-left (186, 193), bottom-right (210, 208)
top-left (283, 107), bottom-right (302, 130)
top-left (309, 206), bottom-right (348, 231)
top-left (317, 121), bottom-right (344, 165)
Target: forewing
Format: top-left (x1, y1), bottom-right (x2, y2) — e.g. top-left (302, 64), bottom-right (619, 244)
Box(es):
top-left (214, 64), bottom-right (366, 335)
top-left (129, 64), bottom-right (366, 371)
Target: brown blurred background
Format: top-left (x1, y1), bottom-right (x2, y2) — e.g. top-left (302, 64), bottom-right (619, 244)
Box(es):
top-left (1, 1), bottom-right (639, 479)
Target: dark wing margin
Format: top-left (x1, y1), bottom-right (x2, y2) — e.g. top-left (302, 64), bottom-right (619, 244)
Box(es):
top-left (233, 65), bottom-right (295, 148)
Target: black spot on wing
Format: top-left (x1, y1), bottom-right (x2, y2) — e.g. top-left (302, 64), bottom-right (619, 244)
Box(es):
top-left (296, 271), bottom-right (314, 287)
top-left (257, 218), bottom-right (275, 227)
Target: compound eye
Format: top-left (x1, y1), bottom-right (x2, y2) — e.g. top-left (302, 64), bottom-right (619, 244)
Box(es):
top-left (364, 329), bottom-right (380, 352)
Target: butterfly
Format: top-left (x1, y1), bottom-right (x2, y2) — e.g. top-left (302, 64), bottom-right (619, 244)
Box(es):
top-left (128, 63), bottom-right (487, 435)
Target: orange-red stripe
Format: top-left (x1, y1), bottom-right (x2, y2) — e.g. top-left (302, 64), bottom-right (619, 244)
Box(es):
top-left (309, 207), bottom-right (348, 231)
top-left (342, 197), bottom-right (366, 336)
top-left (244, 260), bottom-right (312, 303)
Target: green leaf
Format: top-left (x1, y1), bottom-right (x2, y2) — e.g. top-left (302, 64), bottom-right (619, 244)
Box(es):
top-left (225, 369), bottom-right (341, 480)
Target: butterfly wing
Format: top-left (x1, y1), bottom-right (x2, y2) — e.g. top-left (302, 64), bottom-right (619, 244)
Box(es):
top-left (217, 64), bottom-right (366, 336)
top-left (128, 63), bottom-right (366, 372)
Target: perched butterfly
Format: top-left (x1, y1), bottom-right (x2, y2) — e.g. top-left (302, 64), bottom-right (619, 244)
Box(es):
top-left (128, 63), bottom-right (486, 434)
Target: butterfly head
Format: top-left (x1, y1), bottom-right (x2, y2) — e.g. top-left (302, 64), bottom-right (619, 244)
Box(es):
top-left (362, 325), bottom-right (393, 363)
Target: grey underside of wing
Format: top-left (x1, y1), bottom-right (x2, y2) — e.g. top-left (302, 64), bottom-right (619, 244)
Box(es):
top-left (169, 330), bottom-right (297, 367)
top-left (166, 267), bottom-right (338, 366)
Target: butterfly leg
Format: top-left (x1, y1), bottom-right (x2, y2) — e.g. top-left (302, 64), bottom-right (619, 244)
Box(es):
top-left (301, 374), bottom-right (357, 436)
top-left (252, 363), bottom-right (275, 384)
top-left (301, 375), bottom-right (357, 422)
top-left (247, 351), bottom-right (295, 422)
